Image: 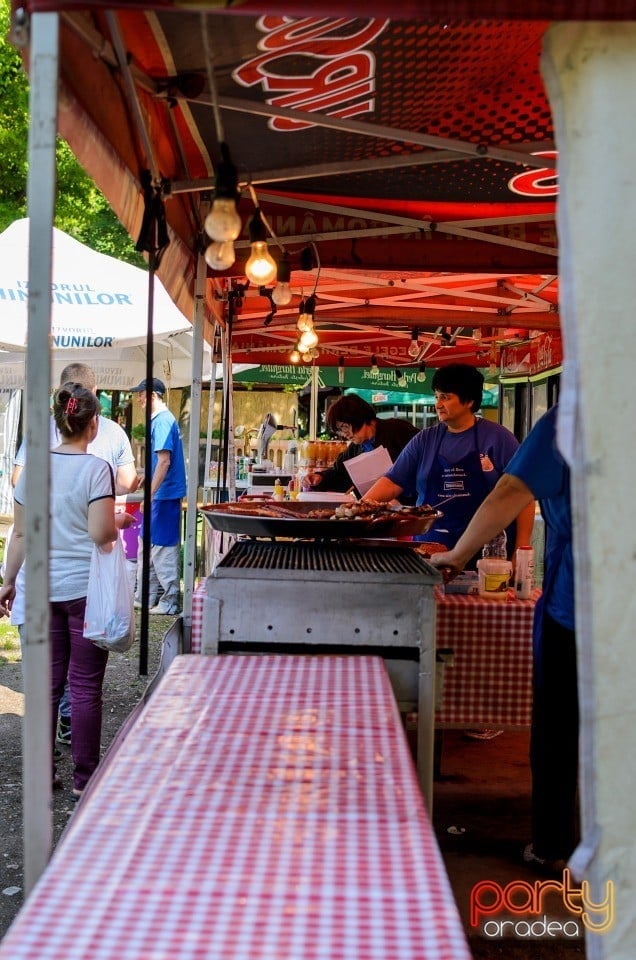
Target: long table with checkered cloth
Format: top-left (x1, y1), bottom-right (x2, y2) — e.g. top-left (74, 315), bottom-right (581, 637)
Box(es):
top-left (191, 581), bottom-right (537, 729)
top-left (434, 585), bottom-right (539, 729)
top-left (0, 655), bottom-right (470, 960)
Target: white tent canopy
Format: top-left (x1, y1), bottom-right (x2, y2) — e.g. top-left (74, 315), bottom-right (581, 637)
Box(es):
top-left (0, 218), bottom-right (210, 388)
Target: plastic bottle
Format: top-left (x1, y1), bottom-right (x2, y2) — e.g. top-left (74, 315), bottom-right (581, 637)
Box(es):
top-left (477, 531), bottom-right (512, 600)
top-left (514, 545), bottom-right (535, 599)
top-left (481, 530), bottom-right (508, 558)
top-left (272, 480), bottom-right (285, 502)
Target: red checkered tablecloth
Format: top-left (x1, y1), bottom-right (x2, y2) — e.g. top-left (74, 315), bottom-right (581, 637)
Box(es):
top-left (434, 586), bottom-right (539, 728)
top-left (1, 655), bottom-right (470, 960)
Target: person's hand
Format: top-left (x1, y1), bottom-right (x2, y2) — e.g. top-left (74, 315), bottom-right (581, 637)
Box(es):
top-left (304, 471), bottom-right (323, 488)
top-left (129, 473), bottom-right (143, 493)
top-left (0, 583), bottom-right (16, 618)
top-left (115, 512), bottom-right (138, 530)
top-left (428, 550), bottom-right (466, 583)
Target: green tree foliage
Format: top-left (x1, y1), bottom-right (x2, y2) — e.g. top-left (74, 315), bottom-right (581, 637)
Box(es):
top-left (0, 0), bottom-right (145, 265)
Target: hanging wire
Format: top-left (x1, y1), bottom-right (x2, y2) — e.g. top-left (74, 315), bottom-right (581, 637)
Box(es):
top-left (201, 11), bottom-right (225, 145)
top-left (246, 182), bottom-right (285, 253)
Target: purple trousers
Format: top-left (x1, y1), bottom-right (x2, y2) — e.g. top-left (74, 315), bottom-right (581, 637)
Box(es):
top-left (50, 597), bottom-right (108, 792)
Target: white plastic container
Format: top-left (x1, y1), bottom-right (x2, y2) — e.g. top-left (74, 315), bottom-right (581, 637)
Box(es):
top-left (477, 557), bottom-right (512, 600)
top-left (514, 545), bottom-right (535, 599)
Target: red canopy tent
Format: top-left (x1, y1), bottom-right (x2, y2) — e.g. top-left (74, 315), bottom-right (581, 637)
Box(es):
top-left (12, 2), bottom-right (571, 367)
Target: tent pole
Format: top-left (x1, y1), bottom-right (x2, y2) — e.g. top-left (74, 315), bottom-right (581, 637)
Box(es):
top-left (22, 10), bottom-right (58, 893)
top-left (181, 251), bottom-right (207, 651)
top-left (309, 366), bottom-right (320, 439)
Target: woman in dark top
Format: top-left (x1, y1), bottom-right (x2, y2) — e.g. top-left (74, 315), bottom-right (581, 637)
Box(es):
top-left (308, 394), bottom-right (419, 497)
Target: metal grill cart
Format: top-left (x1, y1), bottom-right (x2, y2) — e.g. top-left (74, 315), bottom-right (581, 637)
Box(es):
top-left (199, 534), bottom-right (440, 808)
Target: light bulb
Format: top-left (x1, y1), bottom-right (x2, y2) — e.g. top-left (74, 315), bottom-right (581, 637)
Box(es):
top-left (338, 356), bottom-right (345, 385)
top-left (297, 312), bottom-right (313, 333)
top-left (272, 281), bottom-right (292, 306)
top-left (407, 326), bottom-right (420, 358)
top-left (301, 351), bottom-right (312, 363)
top-left (290, 348), bottom-right (301, 363)
top-left (398, 374), bottom-right (407, 388)
top-left (205, 240), bottom-right (236, 271)
top-left (204, 198), bottom-right (242, 243)
top-left (310, 347), bottom-right (320, 359)
top-left (299, 328), bottom-right (319, 350)
top-left (370, 355), bottom-right (379, 375)
top-left (245, 241), bottom-right (277, 285)
top-left (417, 364), bottom-right (426, 383)
top-left (472, 327), bottom-right (482, 342)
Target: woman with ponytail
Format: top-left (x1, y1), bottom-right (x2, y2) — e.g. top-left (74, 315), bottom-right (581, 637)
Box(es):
top-left (0, 382), bottom-right (134, 801)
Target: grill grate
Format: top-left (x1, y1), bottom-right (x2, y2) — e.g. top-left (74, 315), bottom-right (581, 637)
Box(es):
top-left (215, 540), bottom-right (438, 583)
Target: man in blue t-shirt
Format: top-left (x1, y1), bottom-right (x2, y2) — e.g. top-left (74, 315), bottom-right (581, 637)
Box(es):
top-left (130, 378), bottom-right (186, 615)
top-left (430, 404), bottom-right (577, 874)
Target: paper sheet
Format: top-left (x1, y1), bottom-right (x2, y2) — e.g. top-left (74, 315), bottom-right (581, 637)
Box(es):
top-left (344, 445), bottom-right (393, 496)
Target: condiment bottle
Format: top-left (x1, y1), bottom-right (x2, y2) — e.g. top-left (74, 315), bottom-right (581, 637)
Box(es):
top-left (272, 480), bottom-right (285, 501)
top-left (514, 545), bottom-right (535, 599)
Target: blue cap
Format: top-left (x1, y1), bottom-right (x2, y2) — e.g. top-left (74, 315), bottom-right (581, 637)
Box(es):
top-left (130, 377), bottom-right (166, 396)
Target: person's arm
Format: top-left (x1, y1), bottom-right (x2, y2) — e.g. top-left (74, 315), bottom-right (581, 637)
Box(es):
top-left (430, 473), bottom-right (535, 574)
top-left (151, 449), bottom-right (171, 499)
top-left (309, 449), bottom-right (355, 493)
top-left (0, 502), bottom-right (25, 615)
top-left (87, 497), bottom-right (119, 546)
top-left (513, 499), bottom-right (536, 552)
top-left (11, 464), bottom-right (23, 488)
top-left (115, 462), bottom-right (141, 495)
top-left (362, 475), bottom-right (404, 503)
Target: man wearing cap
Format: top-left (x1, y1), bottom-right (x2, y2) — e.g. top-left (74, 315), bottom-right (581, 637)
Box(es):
top-left (130, 378), bottom-right (186, 615)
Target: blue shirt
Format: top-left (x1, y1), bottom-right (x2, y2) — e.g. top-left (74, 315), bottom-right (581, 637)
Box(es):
top-left (505, 405), bottom-right (574, 630)
top-left (150, 407), bottom-right (186, 501)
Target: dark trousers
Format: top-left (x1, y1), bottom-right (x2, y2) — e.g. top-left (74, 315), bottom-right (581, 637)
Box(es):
top-left (50, 597), bottom-right (109, 792)
top-left (530, 611), bottom-right (579, 860)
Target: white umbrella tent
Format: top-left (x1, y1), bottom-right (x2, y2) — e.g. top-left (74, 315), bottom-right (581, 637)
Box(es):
top-left (0, 218), bottom-right (209, 389)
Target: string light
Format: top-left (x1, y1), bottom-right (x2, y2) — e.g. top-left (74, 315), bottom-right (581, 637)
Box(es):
top-left (417, 363), bottom-right (427, 383)
top-left (298, 328), bottom-right (319, 350)
top-left (244, 209), bottom-right (277, 285)
top-left (396, 367), bottom-right (407, 388)
top-left (204, 240), bottom-right (235, 271)
top-left (297, 295), bottom-right (315, 333)
top-left (204, 144), bottom-right (241, 242)
top-left (272, 253), bottom-right (292, 306)
top-left (408, 327), bottom-right (421, 358)
top-left (338, 355), bottom-right (345, 385)
top-left (370, 355), bottom-right (379, 375)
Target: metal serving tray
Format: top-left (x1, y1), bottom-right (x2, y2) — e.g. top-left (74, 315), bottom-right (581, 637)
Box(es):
top-left (198, 501), bottom-right (443, 540)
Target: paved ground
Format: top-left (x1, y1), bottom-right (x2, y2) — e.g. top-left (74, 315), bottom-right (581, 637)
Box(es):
top-left (432, 729), bottom-right (586, 959)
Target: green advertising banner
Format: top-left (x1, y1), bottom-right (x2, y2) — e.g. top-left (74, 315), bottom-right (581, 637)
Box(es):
top-left (232, 365), bottom-right (499, 406)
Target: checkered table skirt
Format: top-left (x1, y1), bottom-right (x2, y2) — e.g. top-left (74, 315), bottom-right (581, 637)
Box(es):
top-left (0, 655), bottom-right (470, 960)
top-left (434, 585), bottom-right (538, 728)
top-left (192, 581), bottom-right (536, 728)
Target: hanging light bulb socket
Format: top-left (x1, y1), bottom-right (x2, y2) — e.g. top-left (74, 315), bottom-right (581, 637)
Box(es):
top-left (244, 209), bottom-right (277, 285)
top-left (300, 246), bottom-right (315, 271)
top-left (204, 142), bottom-right (242, 243)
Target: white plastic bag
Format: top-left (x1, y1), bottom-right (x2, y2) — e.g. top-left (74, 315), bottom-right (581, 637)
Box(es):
top-left (83, 539), bottom-right (135, 653)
